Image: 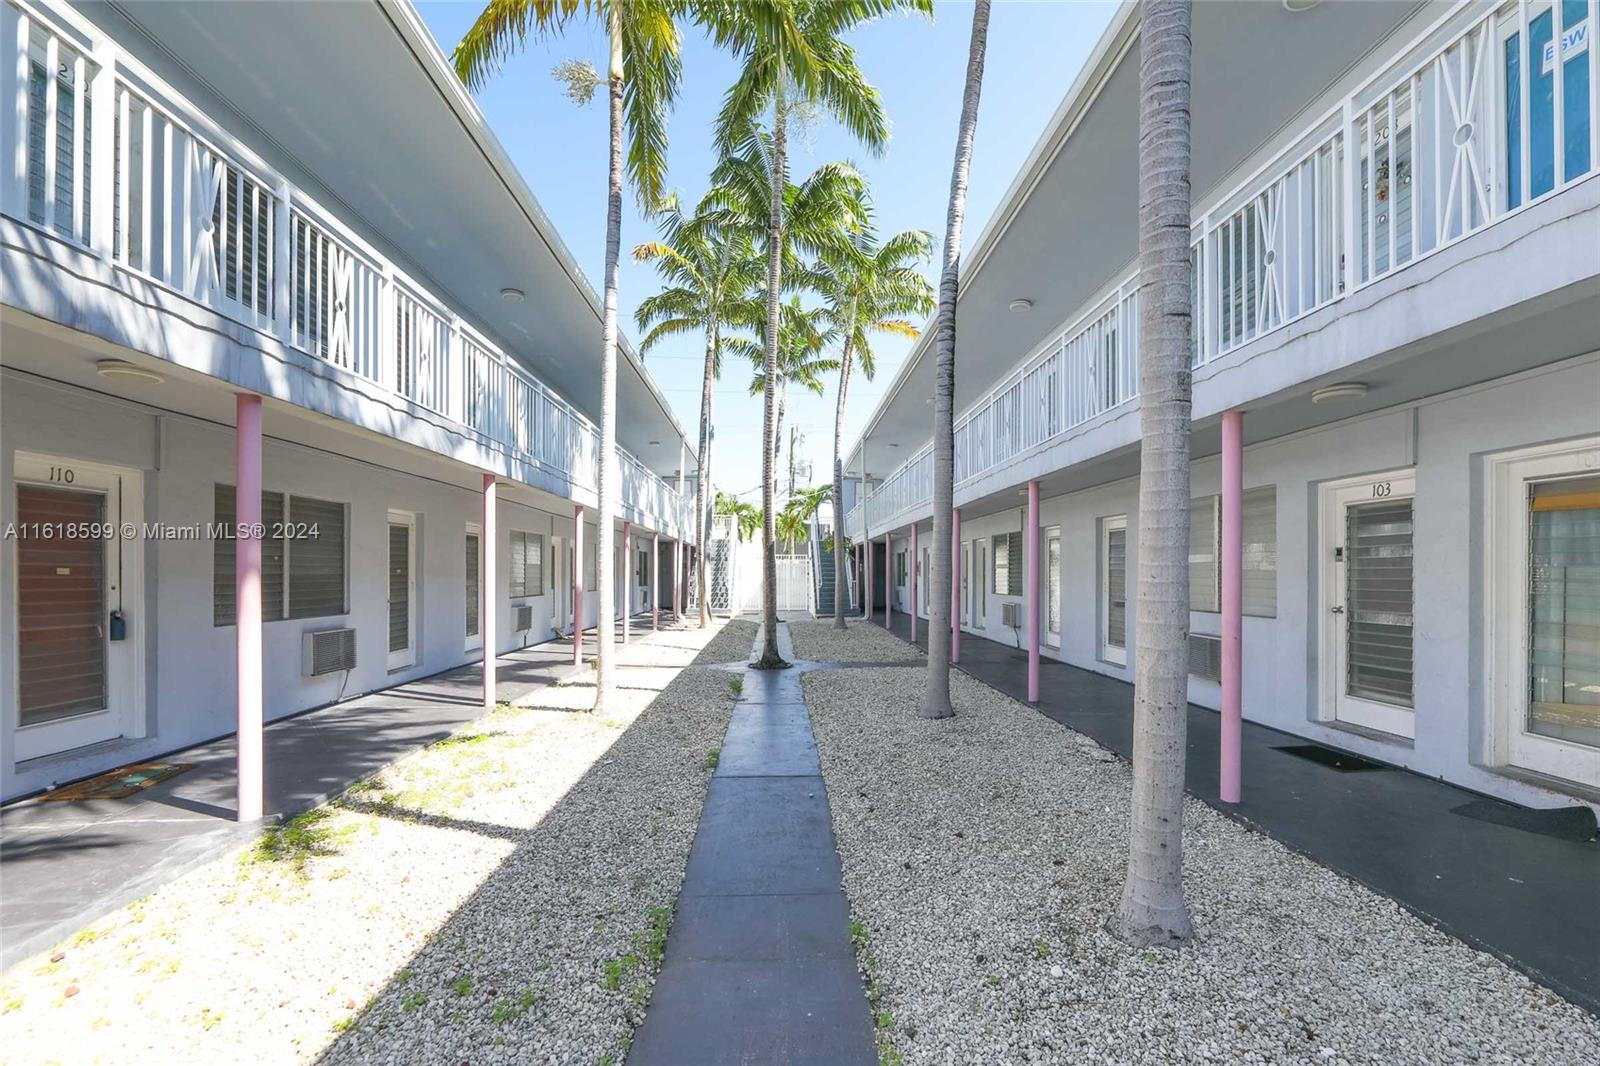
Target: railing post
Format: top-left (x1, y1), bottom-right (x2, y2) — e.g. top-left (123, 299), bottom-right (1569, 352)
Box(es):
top-left (1220, 410), bottom-right (1244, 804)
top-left (0, 2), bottom-right (25, 222)
top-left (272, 180), bottom-right (292, 343)
top-left (1340, 97), bottom-right (1357, 293)
top-left (89, 40), bottom-right (116, 260)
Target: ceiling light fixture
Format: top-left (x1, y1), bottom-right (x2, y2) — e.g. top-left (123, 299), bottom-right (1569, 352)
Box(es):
top-left (500, 287), bottom-right (526, 303)
top-left (95, 359), bottom-right (164, 384)
top-left (1282, 0), bottom-right (1322, 11)
top-left (1008, 298), bottom-right (1033, 313)
top-left (1311, 382), bottom-right (1368, 404)
top-left (648, 440), bottom-right (661, 447)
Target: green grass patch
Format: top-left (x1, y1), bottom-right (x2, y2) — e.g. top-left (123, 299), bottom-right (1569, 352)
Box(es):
top-left (701, 748), bottom-right (720, 772)
top-left (247, 809), bottom-right (354, 875)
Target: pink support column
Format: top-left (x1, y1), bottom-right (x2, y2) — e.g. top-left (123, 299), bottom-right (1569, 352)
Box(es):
top-left (910, 524), bottom-right (918, 643)
top-left (234, 394), bottom-right (263, 823)
top-left (482, 474), bottom-right (497, 713)
top-left (573, 505), bottom-right (585, 666)
top-left (1220, 410), bottom-right (1244, 804)
top-left (856, 542), bottom-right (864, 615)
top-left (671, 540), bottom-right (680, 619)
top-left (622, 521), bottom-right (632, 646)
top-left (951, 508), bottom-right (961, 663)
top-left (865, 535), bottom-right (873, 622)
top-left (1027, 479), bottom-right (1041, 703)
top-left (651, 531), bottom-right (660, 630)
top-left (883, 532), bottom-right (892, 630)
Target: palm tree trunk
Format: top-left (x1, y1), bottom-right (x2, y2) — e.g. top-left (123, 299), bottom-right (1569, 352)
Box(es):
top-left (831, 317), bottom-right (856, 629)
top-left (755, 91), bottom-right (789, 670)
top-left (774, 380), bottom-right (788, 491)
top-left (696, 322), bottom-right (716, 627)
top-left (593, 10), bottom-right (624, 712)
top-left (1115, 0), bottom-right (1195, 948)
top-left (920, 0), bottom-right (989, 719)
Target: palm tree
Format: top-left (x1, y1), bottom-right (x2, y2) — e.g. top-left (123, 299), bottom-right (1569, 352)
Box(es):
top-left (775, 504), bottom-right (810, 552)
top-left (816, 225), bottom-right (935, 629)
top-left (702, 0), bottom-right (931, 669)
top-left (738, 296), bottom-right (837, 479)
top-left (715, 490), bottom-right (761, 542)
top-left (634, 195), bottom-right (764, 629)
top-left (920, 0), bottom-right (990, 720)
top-left (1116, 0), bottom-right (1196, 948)
top-left (454, 0), bottom-right (685, 714)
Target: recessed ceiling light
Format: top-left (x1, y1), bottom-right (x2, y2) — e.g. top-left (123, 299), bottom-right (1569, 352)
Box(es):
top-left (95, 359), bottom-right (164, 384)
top-left (500, 287), bottom-right (525, 303)
top-left (1008, 298), bottom-right (1033, 313)
top-left (1282, 0), bottom-right (1322, 11)
top-left (1311, 382), bottom-right (1368, 404)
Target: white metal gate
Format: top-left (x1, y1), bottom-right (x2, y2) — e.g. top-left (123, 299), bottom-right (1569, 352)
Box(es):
top-left (776, 554), bottom-right (812, 613)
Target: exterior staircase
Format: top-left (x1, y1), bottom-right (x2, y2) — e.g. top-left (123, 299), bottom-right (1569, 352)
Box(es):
top-left (813, 527), bottom-right (836, 617)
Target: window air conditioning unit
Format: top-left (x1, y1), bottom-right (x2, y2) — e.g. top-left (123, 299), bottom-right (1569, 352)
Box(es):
top-left (1188, 634), bottom-right (1223, 682)
top-left (1001, 601), bottom-right (1022, 628)
top-left (303, 627), bottom-right (357, 677)
top-left (514, 605), bottom-right (534, 632)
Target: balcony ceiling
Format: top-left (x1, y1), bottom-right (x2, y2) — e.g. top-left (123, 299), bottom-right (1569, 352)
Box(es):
top-left (88, 0), bottom-right (692, 478)
top-left (853, 0), bottom-right (1424, 477)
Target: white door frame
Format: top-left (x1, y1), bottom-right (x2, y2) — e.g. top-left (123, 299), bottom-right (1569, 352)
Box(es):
top-left (465, 521), bottom-right (483, 653)
top-left (11, 452), bottom-right (145, 761)
top-left (1045, 524), bottom-right (1062, 648)
top-left (1317, 470), bottom-right (1417, 738)
top-left (387, 510), bottom-right (418, 670)
top-left (975, 540), bottom-right (988, 629)
top-left (1485, 437), bottom-right (1600, 789)
top-left (1100, 515), bottom-right (1128, 666)
top-left (960, 541), bottom-right (971, 625)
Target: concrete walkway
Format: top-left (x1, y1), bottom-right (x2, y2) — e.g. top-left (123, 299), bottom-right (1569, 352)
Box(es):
top-left (871, 611), bottom-right (1600, 1016)
top-left (628, 622), bottom-right (876, 1066)
top-left (0, 615), bottom-right (661, 969)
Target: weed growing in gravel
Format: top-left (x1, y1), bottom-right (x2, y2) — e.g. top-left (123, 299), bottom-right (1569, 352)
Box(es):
top-left (247, 809), bottom-right (355, 876)
top-left (701, 748), bottom-right (720, 772)
top-left (490, 990), bottom-right (537, 1023)
top-left (1035, 940), bottom-right (1051, 959)
top-left (400, 991), bottom-right (428, 1013)
top-left (728, 676), bottom-right (743, 697)
top-left (450, 975), bottom-right (474, 996)
top-left (602, 958), bottom-right (629, 992)
top-left (848, 918), bottom-right (901, 1066)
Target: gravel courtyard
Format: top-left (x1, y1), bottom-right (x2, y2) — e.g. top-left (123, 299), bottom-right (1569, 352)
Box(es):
top-left (0, 619), bottom-right (754, 1066)
top-left (792, 620), bottom-right (1600, 1066)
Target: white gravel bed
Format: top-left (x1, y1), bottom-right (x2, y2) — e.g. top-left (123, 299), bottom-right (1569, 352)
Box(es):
top-left (788, 616), bottom-right (922, 663)
top-left (798, 652), bottom-right (1600, 1066)
top-left (0, 621), bottom-right (736, 1066)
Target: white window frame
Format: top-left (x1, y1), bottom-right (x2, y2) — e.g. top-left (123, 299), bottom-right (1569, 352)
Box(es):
top-left (1485, 436), bottom-right (1600, 790)
top-left (1100, 515), bottom-right (1128, 666)
top-left (1045, 525), bottom-right (1062, 648)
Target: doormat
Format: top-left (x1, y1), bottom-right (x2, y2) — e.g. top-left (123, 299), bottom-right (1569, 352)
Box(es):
top-left (1451, 798), bottom-right (1598, 843)
top-left (1275, 744), bottom-right (1389, 773)
top-left (40, 763), bottom-right (194, 801)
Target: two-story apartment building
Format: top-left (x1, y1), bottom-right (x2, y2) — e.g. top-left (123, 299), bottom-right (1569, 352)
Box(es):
top-left (0, 0), bottom-right (699, 808)
top-left (844, 0), bottom-right (1599, 810)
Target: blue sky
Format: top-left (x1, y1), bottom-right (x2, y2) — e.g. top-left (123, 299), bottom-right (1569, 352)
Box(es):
top-left (417, 0), bottom-right (1115, 500)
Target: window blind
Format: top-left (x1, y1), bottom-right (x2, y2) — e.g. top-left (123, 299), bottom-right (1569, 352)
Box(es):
top-left (288, 495), bottom-right (345, 618)
top-left (1189, 497), bottom-right (1219, 612)
top-left (1345, 498), bottom-right (1415, 707)
top-left (1189, 488), bottom-right (1277, 617)
top-left (213, 485), bottom-right (285, 626)
top-left (992, 532), bottom-right (1022, 597)
top-left (1107, 527), bottom-right (1128, 650)
top-left (388, 522), bottom-right (410, 653)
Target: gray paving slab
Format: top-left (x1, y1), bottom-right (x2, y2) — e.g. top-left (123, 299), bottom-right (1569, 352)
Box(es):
top-left (629, 622), bottom-right (875, 1066)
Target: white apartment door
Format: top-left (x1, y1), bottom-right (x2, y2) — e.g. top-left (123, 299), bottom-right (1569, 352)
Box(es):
top-left (1101, 516), bottom-right (1128, 666)
top-left (12, 456), bottom-right (143, 761)
top-left (387, 512), bottom-right (417, 670)
top-left (552, 535), bottom-right (569, 629)
top-left (1046, 526), bottom-right (1062, 647)
top-left (960, 542), bottom-right (971, 625)
top-left (1321, 473), bottom-right (1416, 738)
top-left (975, 540), bottom-right (988, 628)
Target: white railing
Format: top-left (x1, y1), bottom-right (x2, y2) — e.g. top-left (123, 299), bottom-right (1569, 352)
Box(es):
top-left (1, 0), bottom-right (688, 534)
top-left (857, 0), bottom-right (1598, 528)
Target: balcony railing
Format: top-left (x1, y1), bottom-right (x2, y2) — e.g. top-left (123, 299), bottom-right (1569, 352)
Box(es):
top-left (1, 0), bottom-right (688, 534)
top-left (856, 0), bottom-right (1597, 530)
